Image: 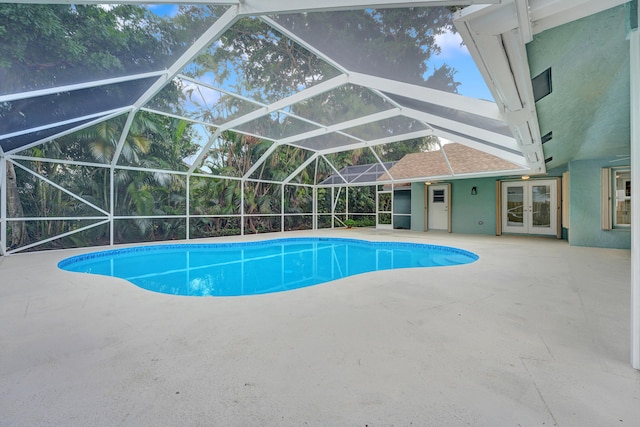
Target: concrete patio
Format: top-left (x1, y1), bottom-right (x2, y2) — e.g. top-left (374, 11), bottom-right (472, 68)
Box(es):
top-left (1, 230), bottom-right (638, 426)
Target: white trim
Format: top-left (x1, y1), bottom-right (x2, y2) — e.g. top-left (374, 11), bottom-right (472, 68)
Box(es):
top-left (630, 26), bottom-right (640, 370)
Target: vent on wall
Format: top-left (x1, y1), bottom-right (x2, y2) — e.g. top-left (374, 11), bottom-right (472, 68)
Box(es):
top-left (541, 131), bottom-right (553, 144)
top-left (532, 68), bottom-right (552, 102)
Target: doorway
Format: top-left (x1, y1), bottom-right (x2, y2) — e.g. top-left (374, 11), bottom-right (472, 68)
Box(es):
top-left (426, 184), bottom-right (451, 231)
top-left (501, 179), bottom-right (559, 236)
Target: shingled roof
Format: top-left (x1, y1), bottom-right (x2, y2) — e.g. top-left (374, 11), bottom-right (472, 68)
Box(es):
top-left (379, 143), bottom-right (524, 181)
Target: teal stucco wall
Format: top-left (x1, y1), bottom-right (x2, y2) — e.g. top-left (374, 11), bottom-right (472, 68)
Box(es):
top-left (409, 178), bottom-right (499, 235)
top-left (393, 189), bottom-right (411, 229)
top-left (410, 182), bottom-right (425, 231)
top-left (568, 159), bottom-right (631, 249)
top-left (450, 178), bottom-right (498, 235)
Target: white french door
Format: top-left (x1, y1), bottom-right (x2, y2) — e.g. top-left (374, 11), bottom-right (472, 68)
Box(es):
top-left (501, 180), bottom-right (558, 236)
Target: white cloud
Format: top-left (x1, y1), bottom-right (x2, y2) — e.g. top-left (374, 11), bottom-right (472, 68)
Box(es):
top-left (433, 30), bottom-right (466, 59)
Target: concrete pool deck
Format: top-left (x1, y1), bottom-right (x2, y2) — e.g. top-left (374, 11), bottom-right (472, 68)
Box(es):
top-left (1, 229), bottom-right (639, 426)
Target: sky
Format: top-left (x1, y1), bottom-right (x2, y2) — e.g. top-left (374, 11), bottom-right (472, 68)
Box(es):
top-left (432, 30), bottom-right (494, 101)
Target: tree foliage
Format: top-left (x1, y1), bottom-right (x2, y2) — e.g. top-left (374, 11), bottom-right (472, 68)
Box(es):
top-left (2, 4), bottom-right (464, 250)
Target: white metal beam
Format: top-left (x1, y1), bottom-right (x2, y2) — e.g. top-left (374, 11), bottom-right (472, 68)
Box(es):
top-left (6, 219), bottom-right (110, 255)
top-left (515, 0), bottom-right (533, 43)
top-left (401, 108), bottom-right (521, 151)
top-left (348, 72), bottom-right (503, 121)
top-left (630, 23), bottom-right (640, 370)
top-left (431, 128), bottom-right (529, 167)
top-left (454, 7), bottom-right (546, 173)
top-left (239, 0), bottom-right (499, 15)
top-left (313, 130), bottom-right (434, 156)
top-left (282, 153), bottom-right (319, 185)
top-left (0, 71), bottom-right (166, 104)
top-left (111, 111), bottom-right (137, 167)
top-left (278, 109), bottom-right (401, 145)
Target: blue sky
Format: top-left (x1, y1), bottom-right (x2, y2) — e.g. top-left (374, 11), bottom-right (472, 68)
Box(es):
top-left (432, 30), bottom-right (494, 101)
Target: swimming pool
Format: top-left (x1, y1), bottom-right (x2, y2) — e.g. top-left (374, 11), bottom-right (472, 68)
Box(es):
top-left (58, 237), bottom-right (478, 296)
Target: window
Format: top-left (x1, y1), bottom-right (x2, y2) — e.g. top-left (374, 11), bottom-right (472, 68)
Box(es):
top-left (614, 170), bottom-right (631, 227)
top-left (601, 167), bottom-right (631, 229)
top-left (432, 189), bottom-right (445, 203)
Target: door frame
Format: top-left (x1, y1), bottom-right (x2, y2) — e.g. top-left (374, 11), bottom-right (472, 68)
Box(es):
top-left (497, 178), bottom-right (561, 238)
top-left (424, 183), bottom-right (452, 233)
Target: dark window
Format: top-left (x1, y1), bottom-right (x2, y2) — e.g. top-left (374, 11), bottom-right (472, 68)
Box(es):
top-left (532, 68), bottom-right (552, 102)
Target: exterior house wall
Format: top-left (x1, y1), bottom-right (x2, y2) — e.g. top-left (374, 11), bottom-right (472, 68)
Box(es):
top-left (410, 178), bottom-right (498, 235)
top-left (410, 182), bottom-right (425, 231)
top-left (407, 166), bottom-right (630, 249)
top-left (450, 178), bottom-right (498, 235)
top-left (568, 159), bottom-right (631, 249)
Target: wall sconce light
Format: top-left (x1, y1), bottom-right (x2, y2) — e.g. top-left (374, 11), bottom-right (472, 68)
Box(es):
top-left (471, 186), bottom-right (477, 195)
top-left (521, 175), bottom-right (530, 180)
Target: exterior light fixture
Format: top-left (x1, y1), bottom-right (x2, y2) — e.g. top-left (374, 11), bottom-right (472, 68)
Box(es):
top-left (471, 186), bottom-right (477, 195)
top-left (425, 181), bottom-right (432, 186)
top-left (521, 175), bottom-right (530, 180)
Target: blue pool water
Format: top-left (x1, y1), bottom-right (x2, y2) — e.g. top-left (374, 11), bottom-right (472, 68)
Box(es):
top-left (58, 237), bottom-right (478, 297)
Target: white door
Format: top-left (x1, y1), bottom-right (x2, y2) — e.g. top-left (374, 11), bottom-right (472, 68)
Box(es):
top-left (428, 185), bottom-right (449, 230)
top-left (502, 180), bottom-right (557, 235)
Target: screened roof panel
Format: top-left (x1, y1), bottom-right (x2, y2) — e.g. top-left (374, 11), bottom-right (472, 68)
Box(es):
top-left (234, 112), bottom-right (322, 141)
top-left (182, 17), bottom-right (344, 105)
top-left (1, 117), bottom-right (102, 153)
top-left (383, 92), bottom-right (512, 136)
top-left (145, 78), bottom-right (262, 125)
top-left (316, 146), bottom-right (389, 185)
top-left (319, 162), bottom-right (395, 185)
top-left (0, 4), bottom-right (229, 96)
top-left (0, 76), bottom-right (157, 147)
top-left (248, 144), bottom-right (315, 181)
top-left (117, 115), bottom-right (213, 172)
top-left (373, 136), bottom-right (442, 174)
top-left (270, 8), bottom-right (492, 99)
top-left (293, 133), bottom-right (360, 152)
top-left (342, 116), bottom-right (429, 141)
top-left (429, 124), bottom-right (520, 155)
top-left (290, 84), bottom-right (392, 126)
top-left (1, 1), bottom-right (540, 187)
top-left (14, 114), bottom-right (128, 163)
top-left (202, 134), bottom-right (275, 178)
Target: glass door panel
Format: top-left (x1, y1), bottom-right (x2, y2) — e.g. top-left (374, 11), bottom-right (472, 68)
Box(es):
top-left (531, 184), bottom-right (551, 229)
top-left (506, 185), bottom-right (524, 227)
top-left (502, 180), bottom-right (557, 236)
